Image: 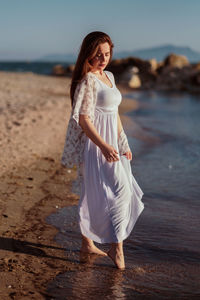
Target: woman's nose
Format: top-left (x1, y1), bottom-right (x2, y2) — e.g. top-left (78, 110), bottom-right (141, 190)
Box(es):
top-left (101, 55), bottom-right (106, 62)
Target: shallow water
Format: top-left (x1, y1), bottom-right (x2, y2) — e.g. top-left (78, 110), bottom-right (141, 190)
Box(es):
top-left (46, 90), bottom-right (200, 299)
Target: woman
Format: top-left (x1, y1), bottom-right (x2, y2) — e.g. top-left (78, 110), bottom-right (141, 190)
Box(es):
top-left (61, 31), bottom-right (144, 269)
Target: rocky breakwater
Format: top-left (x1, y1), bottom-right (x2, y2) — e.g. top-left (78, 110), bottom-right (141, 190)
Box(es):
top-left (51, 64), bottom-right (75, 77)
top-left (52, 53), bottom-right (200, 93)
top-left (107, 54), bottom-right (200, 93)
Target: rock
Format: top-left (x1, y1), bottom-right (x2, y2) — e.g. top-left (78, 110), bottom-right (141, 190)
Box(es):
top-left (51, 64), bottom-right (75, 76)
top-left (65, 64), bottom-right (75, 74)
top-left (155, 64), bottom-right (200, 92)
top-left (121, 66), bottom-right (141, 88)
top-left (51, 64), bottom-right (66, 76)
top-left (190, 71), bottom-right (200, 86)
top-left (108, 57), bottom-right (152, 75)
top-left (121, 66), bottom-right (139, 80)
top-left (194, 62), bottom-right (200, 71)
top-left (155, 66), bottom-right (183, 90)
top-left (128, 74), bottom-right (141, 88)
top-left (163, 53), bottom-right (189, 68)
top-left (149, 58), bottom-right (158, 72)
top-left (107, 57), bottom-right (157, 89)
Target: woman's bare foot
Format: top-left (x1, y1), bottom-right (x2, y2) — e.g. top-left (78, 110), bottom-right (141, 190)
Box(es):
top-left (107, 242), bottom-right (125, 269)
top-left (80, 234), bottom-right (107, 256)
top-left (81, 244), bottom-right (107, 256)
top-left (80, 251), bottom-right (100, 265)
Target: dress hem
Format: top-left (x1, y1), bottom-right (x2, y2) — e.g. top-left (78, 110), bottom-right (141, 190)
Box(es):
top-left (79, 198), bottom-right (144, 244)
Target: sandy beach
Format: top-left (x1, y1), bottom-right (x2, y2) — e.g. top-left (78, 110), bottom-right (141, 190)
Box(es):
top-left (0, 71), bottom-right (145, 299)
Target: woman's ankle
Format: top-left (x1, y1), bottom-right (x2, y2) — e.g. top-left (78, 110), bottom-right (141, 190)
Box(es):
top-left (81, 234), bottom-right (94, 247)
top-left (110, 242), bottom-right (123, 253)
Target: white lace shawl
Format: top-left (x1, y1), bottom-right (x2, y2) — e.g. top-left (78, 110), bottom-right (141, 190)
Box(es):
top-left (61, 71), bottom-right (130, 195)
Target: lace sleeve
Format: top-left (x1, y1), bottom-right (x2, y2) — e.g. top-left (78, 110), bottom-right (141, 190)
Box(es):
top-left (72, 73), bottom-right (95, 127)
top-left (118, 129), bottom-right (131, 155)
top-left (60, 73), bottom-right (96, 169)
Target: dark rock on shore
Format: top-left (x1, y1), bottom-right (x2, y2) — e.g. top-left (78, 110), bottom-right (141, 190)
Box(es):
top-left (51, 64), bottom-right (75, 77)
top-left (163, 53), bottom-right (189, 68)
top-left (51, 53), bottom-right (200, 93)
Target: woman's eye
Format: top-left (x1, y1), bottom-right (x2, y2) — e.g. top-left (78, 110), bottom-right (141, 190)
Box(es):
top-left (96, 53), bottom-right (110, 57)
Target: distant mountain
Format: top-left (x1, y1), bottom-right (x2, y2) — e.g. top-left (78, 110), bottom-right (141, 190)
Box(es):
top-left (35, 44), bottom-right (200, 64)
top-left (113, 44), bottom-right (200, 63)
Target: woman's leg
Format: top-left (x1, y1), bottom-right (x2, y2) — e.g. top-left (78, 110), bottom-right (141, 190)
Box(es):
top-left (107, 241), bottom-right (125, 269)
top-left (80, 234), bottom-right (107, 256)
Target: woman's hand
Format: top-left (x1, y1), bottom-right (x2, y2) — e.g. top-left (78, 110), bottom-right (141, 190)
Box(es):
top-left (123, 150), bottom-right (132, 160)
top-left (100, 144), bottom-right (119, 163)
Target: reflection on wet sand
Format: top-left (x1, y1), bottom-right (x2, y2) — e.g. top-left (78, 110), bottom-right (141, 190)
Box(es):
top-left (77, 253), bottom-right (126, 299)
top-left (47, 251), bottom-right (128, 300)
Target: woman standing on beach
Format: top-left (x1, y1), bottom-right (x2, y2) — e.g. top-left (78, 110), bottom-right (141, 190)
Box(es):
top-left (61, 31), bottom-right (144, 269)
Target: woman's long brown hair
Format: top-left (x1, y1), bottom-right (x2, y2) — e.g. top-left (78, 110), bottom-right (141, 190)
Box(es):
top-left (70, 31), bottom-right (114, 107)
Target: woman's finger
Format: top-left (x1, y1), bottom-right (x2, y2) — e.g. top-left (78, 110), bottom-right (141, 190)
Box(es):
top-left (107, 154), bottom-right (119, 162)
top-left (113, 154), bottom-right (119, 160)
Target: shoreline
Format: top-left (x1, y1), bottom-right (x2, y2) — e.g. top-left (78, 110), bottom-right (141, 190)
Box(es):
top-left (0, 71), bottom-right (148, 299)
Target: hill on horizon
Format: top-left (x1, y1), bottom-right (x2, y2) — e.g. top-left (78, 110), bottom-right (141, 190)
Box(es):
top-left (35, 44), bottom-right (200, 64)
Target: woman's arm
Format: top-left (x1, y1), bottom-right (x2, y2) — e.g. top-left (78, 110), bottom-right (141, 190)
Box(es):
top-left (79, 114), bottom-right (119, 162)
top-left (79, 114), bottom-right (106, 149)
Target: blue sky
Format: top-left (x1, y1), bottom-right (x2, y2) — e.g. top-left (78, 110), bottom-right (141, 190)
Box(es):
top-left (0, 0), bottom-right (199, 60)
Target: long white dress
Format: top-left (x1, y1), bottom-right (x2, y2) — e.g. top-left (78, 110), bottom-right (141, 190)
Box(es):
top-left (78, 70), bottom-right (144, 244)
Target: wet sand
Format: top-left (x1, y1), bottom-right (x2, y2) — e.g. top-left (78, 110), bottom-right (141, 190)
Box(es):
top-left (0, 71), bottom-right (148, 299)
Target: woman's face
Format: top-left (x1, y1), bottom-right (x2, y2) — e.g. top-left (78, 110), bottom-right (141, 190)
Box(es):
top-left (89, 42), bottom-right (111, 72)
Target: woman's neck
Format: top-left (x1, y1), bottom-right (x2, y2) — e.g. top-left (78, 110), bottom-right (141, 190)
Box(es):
top-left (90, 69), bottom-right (104, 76)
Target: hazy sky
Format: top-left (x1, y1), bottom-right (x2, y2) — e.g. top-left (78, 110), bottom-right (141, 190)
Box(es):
top-left (0, 0), bottom-right (199, 60)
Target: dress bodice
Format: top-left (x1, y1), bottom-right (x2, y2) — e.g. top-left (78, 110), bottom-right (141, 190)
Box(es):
top-left (89, 71), bottom-right (122, 114)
